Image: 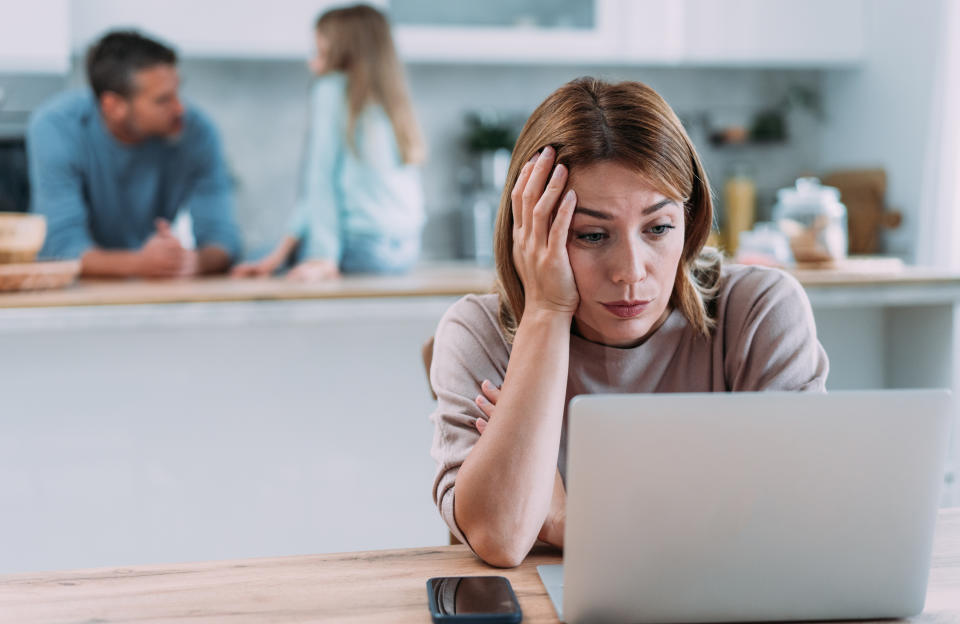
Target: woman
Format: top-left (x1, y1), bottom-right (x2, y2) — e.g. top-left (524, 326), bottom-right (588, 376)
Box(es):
top-left (429, 78), bottom-right (829, 568)
top-left (234, 4), bottom-right (425, 280)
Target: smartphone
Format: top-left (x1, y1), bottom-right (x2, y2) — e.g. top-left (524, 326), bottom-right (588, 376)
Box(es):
top-left (426, 575), bottom-right (523, 623)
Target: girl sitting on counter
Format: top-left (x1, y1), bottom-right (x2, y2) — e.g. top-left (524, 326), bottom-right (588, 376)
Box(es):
top-left (234, 4), bottom-right (425, 281)
top-left (428, 77), bottom-right (830, 568)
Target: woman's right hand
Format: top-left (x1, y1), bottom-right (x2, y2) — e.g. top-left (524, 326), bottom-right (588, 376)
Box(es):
top-left (231, 256), bottom-right (281, 278)
top-left (511, 145), bottom-right (579, 317)
top-left (231, 237), bottom-right (299, 278)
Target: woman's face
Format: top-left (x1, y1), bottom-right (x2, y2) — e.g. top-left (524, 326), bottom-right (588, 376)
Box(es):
top-left (310, 31), bottom-right (331, 75)
top-left (565, 161), bottom-right (686, 348)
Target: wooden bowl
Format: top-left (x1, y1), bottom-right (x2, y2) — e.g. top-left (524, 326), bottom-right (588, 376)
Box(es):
top-left (0, 213), bottom-right (46, 264)
top-left (0, 260), bottom-right (80, 292)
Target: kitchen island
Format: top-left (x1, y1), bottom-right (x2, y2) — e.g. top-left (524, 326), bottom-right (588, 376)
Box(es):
top-left (1, 262), bottom-right (958, 575)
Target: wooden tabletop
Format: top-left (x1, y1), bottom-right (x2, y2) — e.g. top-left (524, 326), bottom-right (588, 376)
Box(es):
top-left (1, 260), bottom-right (959, 310)
top-left (1, 509), bottom-right (958, 623)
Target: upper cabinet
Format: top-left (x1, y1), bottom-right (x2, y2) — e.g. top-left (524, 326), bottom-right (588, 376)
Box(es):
top-left (683, 0), bottom-right (864, 66)
top-left (65, 0), bottom-right (863, 67)
top-left (0, 0), bottom-right (70, 74)
top-left (70, 0), bottom-right (386, 60)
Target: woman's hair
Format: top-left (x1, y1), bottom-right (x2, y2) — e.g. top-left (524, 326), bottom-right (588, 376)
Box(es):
top-left (316, 4), bottom-right (425, 165)
top-left (493, 77), bottom-right (722, 343)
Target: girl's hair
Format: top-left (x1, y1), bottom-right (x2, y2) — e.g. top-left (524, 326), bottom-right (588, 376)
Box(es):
top-left (316, 4), bottom-right (425, 165)
top-left (493, 77), bottom-right (722, 343)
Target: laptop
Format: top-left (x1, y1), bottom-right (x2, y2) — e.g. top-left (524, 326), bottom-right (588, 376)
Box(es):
top-left (538, 390), bottom-right (952, 623)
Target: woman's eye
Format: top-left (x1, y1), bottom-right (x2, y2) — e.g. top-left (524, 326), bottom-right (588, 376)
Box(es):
top-left (648, 224), bottom-right (676, 236)
top-left (576, 232), bottom-right (607, 244)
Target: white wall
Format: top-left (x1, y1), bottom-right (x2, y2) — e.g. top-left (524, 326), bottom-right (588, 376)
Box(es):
top-left (819, 0), bottom-right (948, 261)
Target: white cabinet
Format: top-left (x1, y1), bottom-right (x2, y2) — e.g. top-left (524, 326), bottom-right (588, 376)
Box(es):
top-left (683, 0), bottom-right (864, 66)
top-left (392, 0), bottom-right (628, 64)
top-left (70, 0), bottom-right (385, 60)
top-left (0, 0), bottom-right (70, 74)
top-left (66, 0), bottom-right (864, 66)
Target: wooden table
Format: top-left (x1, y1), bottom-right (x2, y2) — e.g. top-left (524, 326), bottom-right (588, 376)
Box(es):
top-left (2, 510), bottom-right (959, 623)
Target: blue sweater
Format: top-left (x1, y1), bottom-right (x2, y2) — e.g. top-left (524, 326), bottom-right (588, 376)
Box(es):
top-left (288, 73), bottom-right (424, 262)
top-left (27, 90), bottom-right (241, 260)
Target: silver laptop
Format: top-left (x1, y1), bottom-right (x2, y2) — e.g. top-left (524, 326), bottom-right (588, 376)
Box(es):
top-left (538, 390), bottom-right (952, 623)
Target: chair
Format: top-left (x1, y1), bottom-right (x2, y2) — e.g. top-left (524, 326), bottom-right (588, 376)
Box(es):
top-left (422, 335), bottom-right (461, 546)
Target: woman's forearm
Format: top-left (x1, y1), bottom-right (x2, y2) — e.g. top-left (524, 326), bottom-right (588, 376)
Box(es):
top-left (454, 309), bottom-right (571, 566)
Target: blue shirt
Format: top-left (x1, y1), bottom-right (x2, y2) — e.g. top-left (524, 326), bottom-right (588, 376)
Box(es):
top-left (288, 73), bottom-right (424, 262)
top-left (27, 90), bottom-right (241, 260)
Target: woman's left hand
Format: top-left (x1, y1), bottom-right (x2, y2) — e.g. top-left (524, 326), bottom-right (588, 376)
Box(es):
top-left (287, 258), bottom-right (340, 282)
top-left (474, 380), bottom-right (566, 548)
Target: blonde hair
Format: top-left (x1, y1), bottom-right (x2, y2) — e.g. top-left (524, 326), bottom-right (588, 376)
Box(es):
top-left (316, 4), bottom-right (425, 165)
top-left (494, 77), bottom-right (722, 343)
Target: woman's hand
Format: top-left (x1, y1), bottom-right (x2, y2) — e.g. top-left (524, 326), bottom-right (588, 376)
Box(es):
top-left (287, 258), bottom-right (340, 282)
top-left (511, 145), bottom-right (579, 317)
top-left (231, 257), bottom-right (280, 278)
top-left (232, 236), bottom-right (298, 278)
top-left (474, 379), bottom-right (566, 548)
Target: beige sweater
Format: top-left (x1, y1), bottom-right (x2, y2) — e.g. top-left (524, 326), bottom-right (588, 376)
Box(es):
top-left (428, 264), bottom-right (829, 543)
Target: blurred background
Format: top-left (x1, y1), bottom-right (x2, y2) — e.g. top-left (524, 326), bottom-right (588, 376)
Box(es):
top-left (1, 0), bottom-right (957, 267)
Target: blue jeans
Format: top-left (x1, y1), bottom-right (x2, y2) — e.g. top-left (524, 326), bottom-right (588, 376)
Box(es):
top-left (339, 232), bottom-right (420, 275)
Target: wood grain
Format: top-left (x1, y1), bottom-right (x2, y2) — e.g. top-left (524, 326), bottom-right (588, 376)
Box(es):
top-left (1, 511), bottom-right (957, 623)
top-left (0, 262), bottom-right (958, 310)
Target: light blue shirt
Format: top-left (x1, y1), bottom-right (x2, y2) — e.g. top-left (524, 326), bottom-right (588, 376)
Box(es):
top-left (288, 72), bottom-right (424, 262)
top-left (27, 89), bottom-right (241, 260)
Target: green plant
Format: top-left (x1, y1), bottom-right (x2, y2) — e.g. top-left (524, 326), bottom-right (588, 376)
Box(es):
top-left (463, 112), bottom-right (518, 153)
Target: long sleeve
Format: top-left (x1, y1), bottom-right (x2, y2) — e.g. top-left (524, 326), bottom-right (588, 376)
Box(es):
top-left (287, 75), bottom-right (347, 263)
top-left (722, 267), bottom-right (830, 392)
top-left (27, 113), bottom-right (94, 260)
top-left (429, 295), bottom-right (511, 544)
top-left (182, 113), bottom-right (242, 260)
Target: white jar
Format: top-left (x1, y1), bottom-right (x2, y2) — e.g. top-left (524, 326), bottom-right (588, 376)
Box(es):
top-left (772, 177), bottom-right (848, 266)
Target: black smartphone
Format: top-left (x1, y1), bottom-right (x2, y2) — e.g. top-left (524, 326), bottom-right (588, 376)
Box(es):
top-left (426, 575), bottom-right (523, 623)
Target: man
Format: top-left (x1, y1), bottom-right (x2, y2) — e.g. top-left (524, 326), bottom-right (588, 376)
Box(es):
top-left (28, 31), bottom-right (241, 277)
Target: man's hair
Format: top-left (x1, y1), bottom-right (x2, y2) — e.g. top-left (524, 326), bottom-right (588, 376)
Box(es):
top-left (86, 31), bottom-right (177, 99)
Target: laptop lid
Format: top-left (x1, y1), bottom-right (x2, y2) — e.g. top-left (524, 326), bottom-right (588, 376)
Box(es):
top-left (560, 390), bottom-right (952, 624)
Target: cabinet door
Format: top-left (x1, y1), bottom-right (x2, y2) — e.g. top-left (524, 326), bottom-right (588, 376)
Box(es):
top-left (0, 0), bottom-right (69, 73)
top-left (391, 0), bottom-right (622, 64)
top-left (71, 0), bottom-right (386, 59)
top-left (618, 0), bottom-right (684, 63)
top-left (683, 0), bottom-right (864, 65)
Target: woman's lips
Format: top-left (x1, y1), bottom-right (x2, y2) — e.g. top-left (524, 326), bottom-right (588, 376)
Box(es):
top-left (601, 300), bottom-right (652, 319)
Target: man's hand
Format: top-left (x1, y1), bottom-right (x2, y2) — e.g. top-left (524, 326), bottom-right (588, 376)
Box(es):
top-left (137, 218), bottom-right (196, 278)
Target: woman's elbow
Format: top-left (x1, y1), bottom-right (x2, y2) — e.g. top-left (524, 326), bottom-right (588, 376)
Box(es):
top-left (468, 529), bottom-right (532, 568)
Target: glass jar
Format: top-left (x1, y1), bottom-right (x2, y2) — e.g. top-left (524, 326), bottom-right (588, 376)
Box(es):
top-left (772, 177), bottom-right (848, 266)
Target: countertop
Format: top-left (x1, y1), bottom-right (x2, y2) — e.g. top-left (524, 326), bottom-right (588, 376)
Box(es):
top-left (1, 260), bottom-right (960, 310)
top-left (1, 509), bottom-right (958, 623)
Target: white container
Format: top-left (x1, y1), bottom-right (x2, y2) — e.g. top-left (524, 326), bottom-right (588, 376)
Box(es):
top-left (772, 177), bottom-right (848, 266)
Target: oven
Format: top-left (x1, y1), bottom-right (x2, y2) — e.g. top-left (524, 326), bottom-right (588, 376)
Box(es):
top-left (0, 135), bottom-right (29, 213)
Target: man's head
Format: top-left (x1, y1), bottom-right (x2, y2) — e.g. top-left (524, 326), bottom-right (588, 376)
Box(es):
top-left (86, 31), bottom-right (184, 142)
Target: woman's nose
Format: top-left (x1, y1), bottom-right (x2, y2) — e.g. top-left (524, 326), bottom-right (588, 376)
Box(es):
top-left (610, 238), bottom-right (648, 285)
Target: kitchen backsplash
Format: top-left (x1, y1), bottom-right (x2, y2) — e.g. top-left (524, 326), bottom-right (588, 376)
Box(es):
top-left (9, 61), bottom-right (823, 260)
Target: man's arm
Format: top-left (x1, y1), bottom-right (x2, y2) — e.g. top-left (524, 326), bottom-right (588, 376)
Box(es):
top-left (181, 113), bottom-right (242, 270)
top-left (194, 245), bottom-right (231, 274)
top-left (26, 114), bottom-right (96, 262)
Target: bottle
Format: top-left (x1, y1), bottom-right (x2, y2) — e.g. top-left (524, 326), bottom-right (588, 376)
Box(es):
top-left (723, 163), bottom-right (756, 257)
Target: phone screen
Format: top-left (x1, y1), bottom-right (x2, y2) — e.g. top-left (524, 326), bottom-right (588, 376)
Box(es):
top-left (427, 575), bottom-right (522, 620)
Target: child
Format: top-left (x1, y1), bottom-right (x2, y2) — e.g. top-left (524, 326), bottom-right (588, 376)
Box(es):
top-left (233, 4), bottom-right (425, 281)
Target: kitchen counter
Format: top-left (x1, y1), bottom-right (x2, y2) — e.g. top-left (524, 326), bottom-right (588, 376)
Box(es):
top-left (2, 262), bottom-right (960, 575)
top-left (2, 509), bottom-right (958, 623)
top-left (0, 263), bottom-right (497, 309)
top-left (0, 261), bottom-right (959, 309)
